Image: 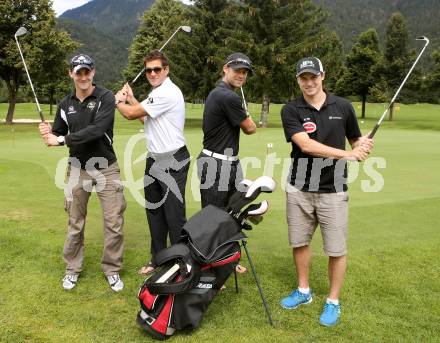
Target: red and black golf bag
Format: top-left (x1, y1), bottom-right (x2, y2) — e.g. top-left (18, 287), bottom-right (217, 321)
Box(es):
top-left (137, 176), bottom-right (276, 340)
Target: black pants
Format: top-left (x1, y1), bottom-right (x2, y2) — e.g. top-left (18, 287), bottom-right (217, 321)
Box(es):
top-left (144, 146), bottom-right (190, 263)
top-left (197, 153), bottom-right (243, 209)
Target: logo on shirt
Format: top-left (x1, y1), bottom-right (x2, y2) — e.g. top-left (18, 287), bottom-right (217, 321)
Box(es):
top-left (87, 101), bottom-right (96, 111)
top-left (329, 116), bottom-right (342, 120)
top-left (303, 121), bottom-right (317, 133)
top-left (68, 106), bottom-right (76, 114)
top-left (147, 97), bottom-right (154, 104)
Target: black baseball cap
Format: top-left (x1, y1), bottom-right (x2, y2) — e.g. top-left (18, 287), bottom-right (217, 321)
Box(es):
top-left (296, 57), bottom-right (324, 77)
top-left (70, 54), bottom-right (94, 73)
top-left (225, 52), bottom-right (252, 72)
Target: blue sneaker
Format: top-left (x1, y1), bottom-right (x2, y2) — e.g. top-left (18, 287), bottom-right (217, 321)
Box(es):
top-left (319, 302), bottom-right (341, 326)
top-left (280, 289), bottom-right (313, 309)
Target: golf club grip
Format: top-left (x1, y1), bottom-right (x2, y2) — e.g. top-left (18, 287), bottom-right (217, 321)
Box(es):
top-left (368, 124), bottom-right (380, 139)
top-left (38, 110), bottom-right (45, 122)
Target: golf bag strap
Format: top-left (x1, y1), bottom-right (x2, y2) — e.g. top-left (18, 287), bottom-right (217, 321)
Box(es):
top-left (154, 243), bottom-right (191, 266)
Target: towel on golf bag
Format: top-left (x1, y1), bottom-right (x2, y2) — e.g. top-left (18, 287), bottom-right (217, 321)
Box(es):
top-left (181, 205), bottom-right (246, 264)
top-left (137, 205), bottom-right (243, 340)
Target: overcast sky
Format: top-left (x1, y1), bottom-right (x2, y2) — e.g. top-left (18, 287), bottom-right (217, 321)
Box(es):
top-left (52, 0), bottom-right (193, 17)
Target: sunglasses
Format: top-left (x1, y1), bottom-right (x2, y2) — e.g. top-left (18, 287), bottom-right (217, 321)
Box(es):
top-left (145, 66), bottom-right (165, 75)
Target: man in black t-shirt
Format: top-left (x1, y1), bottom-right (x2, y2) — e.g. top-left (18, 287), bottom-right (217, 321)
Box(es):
top-left (197, 52), bottom-right (257, 273)
top-left (197, 52), bottom-right (256, 208)
top-left (279, 57), bottom-right (373, 326)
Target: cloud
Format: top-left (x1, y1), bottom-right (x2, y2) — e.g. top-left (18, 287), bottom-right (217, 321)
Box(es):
top-left (52, 0), bottom-right (92, 16)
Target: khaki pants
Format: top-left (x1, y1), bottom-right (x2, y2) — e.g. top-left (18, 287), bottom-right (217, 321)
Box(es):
top-left (286, 184), bottom-right (348, 257)
top-left (63, 162), bottom-right (126, 275)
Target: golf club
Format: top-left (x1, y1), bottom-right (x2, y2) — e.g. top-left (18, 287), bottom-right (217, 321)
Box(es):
top-left (368, 36), bottom-right (429, 138)
top-left (131, 25), bottom-right (192, 84)
top-left (14, 26), bottom-right (45, 122)
top-left (240, 87), bottom-right (250, 116)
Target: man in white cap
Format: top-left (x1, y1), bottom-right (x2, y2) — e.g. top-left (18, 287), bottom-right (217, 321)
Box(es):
top-left (39, 54), bottom-right (126, 292)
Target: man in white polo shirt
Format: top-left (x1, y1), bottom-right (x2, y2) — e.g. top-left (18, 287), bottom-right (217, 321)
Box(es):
top-left (115, 50), bottom-right (189, 275)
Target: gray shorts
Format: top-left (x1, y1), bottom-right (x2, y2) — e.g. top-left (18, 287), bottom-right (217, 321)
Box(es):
top-left (286, 184), bottom-right (349, 257)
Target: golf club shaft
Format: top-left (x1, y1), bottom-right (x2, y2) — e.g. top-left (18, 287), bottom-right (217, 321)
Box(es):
top-left (369, 37), bottom-right (429, 138)
top-left (240, 87), bottom-right (250, 116)
top-left (131, 26), bottom-right (184, 84)
top-left (14, 36), bottom-right (45, 122)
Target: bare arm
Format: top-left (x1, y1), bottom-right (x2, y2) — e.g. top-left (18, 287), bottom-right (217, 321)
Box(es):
top-left (115, 83), bottom-right (147, 120)
top-left (240, 116), bottom-right (257, 135)
top-left (292, 132), bottom-right (371, 161)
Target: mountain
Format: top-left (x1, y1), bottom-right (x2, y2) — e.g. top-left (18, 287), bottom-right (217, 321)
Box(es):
top-left (58, 0), bottom-right (155, 84)
top-left (56, 19), bottom-right (127, 85)
top-left (56, 0), bottom-right (439, 85)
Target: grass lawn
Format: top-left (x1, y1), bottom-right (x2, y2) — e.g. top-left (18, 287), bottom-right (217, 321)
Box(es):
top-left (0, 102), bottom-right (439, 342)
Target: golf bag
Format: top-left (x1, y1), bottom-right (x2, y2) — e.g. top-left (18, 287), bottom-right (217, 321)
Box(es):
top-left (137, 176), bottom-right (276, 340)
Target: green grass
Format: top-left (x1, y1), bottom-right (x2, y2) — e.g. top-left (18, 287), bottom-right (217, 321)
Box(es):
top-left (1, 102), bottom-right (440, 342)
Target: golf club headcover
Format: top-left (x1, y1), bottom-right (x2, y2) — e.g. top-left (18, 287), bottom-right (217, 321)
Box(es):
top-left (227, 177), bottom-right (275, 214)
top-left (245, 176), bottom-right (276, 198)
top-left (247, 200), bottom-right (269, 216)
top-left (237, 200), bottom-right (269, 223)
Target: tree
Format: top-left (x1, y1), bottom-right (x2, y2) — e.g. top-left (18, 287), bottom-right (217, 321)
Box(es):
top-left (381, 12), bottom-right (411, 120)
top-left (424, 49), bottom-right (440, 103)
top-left (316, 31), bottom-right (345, 93)
top-left (180, 0), bottom-right (241, 101)
top-left (124, 0), bottom-right (191, 100)
top-left (335, 28), bottom-right (381, 119)
top-left (0, 0), bottom-right (78, 123)
top-left (221, 0), bottom-right (329, 127)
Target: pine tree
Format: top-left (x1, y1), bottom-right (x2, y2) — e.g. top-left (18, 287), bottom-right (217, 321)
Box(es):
top-left (315, 31), bottom-right (345, 93)
top-left (0, 0), bottom-right (78, 123)
top-left (182, 0), bottom-right (241, 101)
top-left (123, 0), bottom-right (188, 100)
top-left (228, 0), bottom-right (330, 127)
top-left (335, 28), bottom-right (381, 119)
top-left (382, 12), bottom-right (411, 120)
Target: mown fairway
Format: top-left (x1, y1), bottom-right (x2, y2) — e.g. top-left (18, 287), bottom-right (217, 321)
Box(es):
top-left (0, 102), bottom-right (439, 342)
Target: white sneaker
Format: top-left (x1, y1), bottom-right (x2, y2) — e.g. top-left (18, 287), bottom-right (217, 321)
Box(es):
top-left (107, 274), bottom-right (124, 292)
top-left (62, 274), bottom-right (79, 290)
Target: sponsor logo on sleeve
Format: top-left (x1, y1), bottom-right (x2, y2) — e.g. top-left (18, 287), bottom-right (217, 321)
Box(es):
top-left (303, 121), bottom-right (317, 133)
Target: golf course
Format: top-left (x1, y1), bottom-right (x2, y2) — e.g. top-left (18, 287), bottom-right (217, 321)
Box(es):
top-left (0, 102), bottom-right (439, 342)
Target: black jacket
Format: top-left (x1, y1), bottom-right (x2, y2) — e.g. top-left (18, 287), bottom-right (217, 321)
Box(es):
top-left (52, 85), bottom-right (117, 169)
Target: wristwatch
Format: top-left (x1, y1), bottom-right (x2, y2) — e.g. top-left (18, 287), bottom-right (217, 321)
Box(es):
top-left (57, 136), bottom-right (65, 146)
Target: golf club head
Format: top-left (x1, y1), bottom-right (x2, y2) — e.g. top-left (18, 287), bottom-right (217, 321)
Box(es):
top-left (181, 25), bottom-right (191, 33)
top-left (15, 27), bottom-right (27, 38)
top-left (416, 36), bottom-right (430, 46)
top-left (248, 215), bottom-right (263, 225)
top-left (241, 222), bottom-right (253, 231)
